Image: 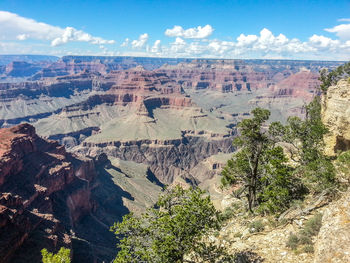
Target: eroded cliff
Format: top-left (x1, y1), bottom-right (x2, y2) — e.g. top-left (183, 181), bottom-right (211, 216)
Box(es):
top-left (0, 123), bottom-right (162, 263)
top-left (322, 79), bottom-right (350, 155)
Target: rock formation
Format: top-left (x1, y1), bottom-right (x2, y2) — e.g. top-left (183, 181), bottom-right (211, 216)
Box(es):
top-left (0, 123), bottom-right (161, 262)
top-left (0, 123), bottom-right (96, 262)
top-left (322, 79), bottom-right (350, 155)
top-left (31, 56), bottom-right (189, 80)
top-left (313, 189), bottom-right (350, 263)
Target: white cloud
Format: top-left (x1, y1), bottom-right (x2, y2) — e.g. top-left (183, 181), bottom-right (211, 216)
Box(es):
top-left (165, 25), bottom-right (214, 39)
top-left (151, 40), bottom-right (161, 53)
top-left (51, 27), bottom-right (115, 46)
top-left (131, 33), bottom-right (149, 49)
top-left (147, 27), bottom-right (349, 60)
top-left (121, 38), bottom-right (130, 47)
top-left (0, 11), bottom-right (115, 46)
top-left (16, 34), bottom-right (28, 41)
top-left (325, 23), bottom-right (350, 40)
top-left (338, 18), bottom-right (350, 22)
top-left (236, 34), bottom-right (258, 47)
top-left (309, 34), bottom-right (340, 49)
top-left (1, 12), bottom-right (350, 61)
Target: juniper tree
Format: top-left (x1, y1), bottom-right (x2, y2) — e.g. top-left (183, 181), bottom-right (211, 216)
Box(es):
top-left (111, 186), bottom-right (233, 263)
top-left (221, 108), bottom-right (295, 213)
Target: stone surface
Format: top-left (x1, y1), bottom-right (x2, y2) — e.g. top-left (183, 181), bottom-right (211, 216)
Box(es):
top-left (0, 123), bottom-right (161, 263)
top-left (322, 79), bottom-right (350, 155)
top-left (314, 189), bottom-right (350, 263)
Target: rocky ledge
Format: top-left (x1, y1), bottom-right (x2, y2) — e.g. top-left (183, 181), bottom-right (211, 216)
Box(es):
top-left (0, 123), bottom-right (97, 262)
top-left (322, 79), bottom-right (350, 155)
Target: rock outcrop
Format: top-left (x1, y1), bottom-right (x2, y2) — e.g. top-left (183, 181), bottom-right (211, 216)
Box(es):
top-left (0, 123), bottom-right (96, 262)
top-left (322, 79), bottom-right (350, 155)
top-left (314, 189), bottom-right (350, 263)
top-left (0, 123), bottom-right (164, 263)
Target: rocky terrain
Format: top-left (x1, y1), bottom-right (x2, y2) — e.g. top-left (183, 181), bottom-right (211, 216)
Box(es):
top-left (0, 123), bottom-right (161, 263)
top-left (212, 78), bottom-right (350, 263)
top-left (322, 78), bottom-right (350, 155)
top-left (0, 55), bottom-right (58, 82)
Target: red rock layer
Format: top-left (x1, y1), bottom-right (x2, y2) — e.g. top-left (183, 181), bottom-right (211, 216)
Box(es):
top-left (269, 71), bottom-right (320, 100)
top-left (0, 123), bottom-right (96, 262)
top-left (157, 61), bottom-right (277, 92)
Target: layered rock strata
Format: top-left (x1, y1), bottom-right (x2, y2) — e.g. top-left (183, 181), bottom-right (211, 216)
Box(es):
top-left (0, 123), bottom-right (163, 263)
top-left (0, 123), bottom-right (97, 262)
top-left (322, 79), bottom-right (350, 155)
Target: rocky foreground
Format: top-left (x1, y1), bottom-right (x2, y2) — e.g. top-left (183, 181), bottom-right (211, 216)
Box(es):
top-left (0, 123), bottom-right (162, 263)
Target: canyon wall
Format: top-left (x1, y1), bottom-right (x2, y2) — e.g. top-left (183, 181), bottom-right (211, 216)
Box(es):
top-left (322, 79), bottom-right (350, 155)
top-left (0, 123), bottom-right (161, 262)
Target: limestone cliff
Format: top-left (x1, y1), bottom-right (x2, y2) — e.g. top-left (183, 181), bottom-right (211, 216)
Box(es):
top-left (322, 79), bottom-right (350, 155)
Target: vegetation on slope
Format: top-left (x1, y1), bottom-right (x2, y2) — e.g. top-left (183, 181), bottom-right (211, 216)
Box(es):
top-left (41, 247), bottom-right (71, 263)
top-left (110, 62), bottom-right (350, 262)
top-left (221, 95), bottom-right (336, 215)
top-left (111, 186), bottom-right (234, 263)
top-left (319, 61), bottom-right (350, 94)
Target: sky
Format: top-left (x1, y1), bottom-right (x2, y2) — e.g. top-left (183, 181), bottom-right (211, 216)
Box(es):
top-left (0, 0), bottom-right (350, 60)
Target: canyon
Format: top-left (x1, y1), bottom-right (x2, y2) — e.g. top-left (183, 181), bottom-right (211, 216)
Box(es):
top-left (0, 55), bottom-right (346, 262)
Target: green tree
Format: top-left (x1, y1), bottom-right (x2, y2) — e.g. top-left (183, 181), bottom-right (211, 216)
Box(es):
top-left (222, 108), bottom-right (295, 213)
top-left (284, 97), bottom-right (336, 192)
top-left (284, 97), bottom-right (328, 165)
top-left (319, 61), bottom-right (350, 94)
top-left (111, 186), bottom-right (232, 263)
top-left (41, 247), bottom-right (71, 263)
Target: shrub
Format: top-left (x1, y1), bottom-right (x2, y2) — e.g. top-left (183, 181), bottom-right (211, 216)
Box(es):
top-left (286, 233), bottom-right (299, 250)
top-left (111, 186), bottom-right (233, 263)
top-left (41, 247), bottom-right (71, 263)
top-left (336, 150), bottom-right (350, 182)
top-left (220, 207), bottom-right (236, 221)
top-left (234, 232), bottom-right (243, 238)
top-left (248, 220), bottom-right (265, 233)
top-left (301, 213), bottom-right (322, 237)
top-left (302, 245), bottom-right (314, 254)
top-left (285, 213), bottom-right (323, 253)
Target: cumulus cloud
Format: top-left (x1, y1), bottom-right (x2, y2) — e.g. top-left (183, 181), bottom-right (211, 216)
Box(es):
top-left (131, 33), bottom-right (149, 49)
top-left (165, 25), bottom-right (214, 39)
top-left (151, 27), bottom-right (349, 60)
top-left (0, 10), bottom-right (115, 46)
top-left (151, 40), bottom-right (161, 53)
top-left (51, 27), bottom-right (115, 46)
top-left (309, 35), bottom-right (340, 49)
top-left (325, 23), bottom-right (350, 40)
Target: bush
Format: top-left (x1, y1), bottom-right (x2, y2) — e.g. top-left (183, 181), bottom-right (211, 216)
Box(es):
top-left (234, 232), bottom-right (243, 238)
top-left (41, 247), bottom-right (71, 263)
top-left (286, 233), bottom-right (299, 250)
top-left (301, 213), bottom-right (322, 237)
top-left (220, 207), bottom-right (236, 221)
top-left (248, 220), bottom-right (265, 233)
top-left (303, 245), bottom-right (314, 253)
top-left (285, 213), bottom-right (323, 253)
top-left (336, 150), bottom-right (350, 182)
top-left (111, 186), bottom-right (233, 262)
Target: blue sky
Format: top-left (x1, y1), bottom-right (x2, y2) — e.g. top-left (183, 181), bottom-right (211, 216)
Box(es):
top-left (0, 0), bottom-right (350, 60)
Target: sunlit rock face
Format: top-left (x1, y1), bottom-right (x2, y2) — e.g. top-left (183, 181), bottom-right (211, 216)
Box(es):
top-left (314, 189), bottom-right (350, 263)
top-left (322, 79), bottom-right (350, 155)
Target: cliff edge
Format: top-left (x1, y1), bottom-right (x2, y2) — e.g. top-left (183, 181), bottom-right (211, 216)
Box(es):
top-left (322, 79), bottom-right (350, 155)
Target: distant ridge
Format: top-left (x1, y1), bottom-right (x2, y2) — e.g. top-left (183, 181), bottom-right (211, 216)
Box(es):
top-left (0, 55), bottom-right (59, 65)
